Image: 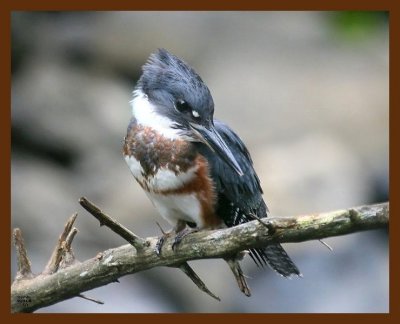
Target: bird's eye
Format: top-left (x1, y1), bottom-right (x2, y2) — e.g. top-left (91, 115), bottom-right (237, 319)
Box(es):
top-left (175, 99), bottom-right (201, 120)
top-left (175, 99), bottom-right (192, 113)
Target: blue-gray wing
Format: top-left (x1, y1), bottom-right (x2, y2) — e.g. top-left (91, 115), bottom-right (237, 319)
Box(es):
top-left (196, 120), bottom-right (301, 276)
top-left (206, 120), bottom-right (267, 219)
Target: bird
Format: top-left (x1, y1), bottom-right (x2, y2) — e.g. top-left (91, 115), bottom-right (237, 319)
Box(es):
top-left (123, 48), bottom-right (301, 296)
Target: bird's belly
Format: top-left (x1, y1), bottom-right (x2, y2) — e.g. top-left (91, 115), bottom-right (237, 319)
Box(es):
top-left (146, 192), bottom-right (204, 228)
top-left (124, 155), bottom-right (198, 192)
top-left (125, 155), bottom-right (204, 227)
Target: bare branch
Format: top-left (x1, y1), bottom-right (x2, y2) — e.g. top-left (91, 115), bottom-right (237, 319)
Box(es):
top-left (43, 213), bottom-right (78, 275)
top-left (224, 258), bottom-right (251, 297)
top-left (59, 227), bottom-right (80, 269)
top-left (319, 239), bottom-right (333, 251)
top-left (65, 227), bottom-right (79, 250)
top-left (12, 228), bottom-right (33, 280)
top-left (78, 294), bottom-right (104, 305)
top-left (176, 262), bottom-right (220, 301)
top-left (79, 197), bottom-right (146, 251)
top-left (11, 201), bottom-right (388, 313)
top-left (81, 198), bottom-right (215, 298)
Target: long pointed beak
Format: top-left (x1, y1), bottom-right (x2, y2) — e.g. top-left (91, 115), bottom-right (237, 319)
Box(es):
top-left (190, 123), bottom-right (243, 176)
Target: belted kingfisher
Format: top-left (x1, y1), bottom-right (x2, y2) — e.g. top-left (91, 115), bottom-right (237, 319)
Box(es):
top-left (123, 49), bottom-right (300, 296)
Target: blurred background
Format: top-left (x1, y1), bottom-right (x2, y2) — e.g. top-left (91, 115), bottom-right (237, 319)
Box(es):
top-left (11, 11), bottom-right (388, 313)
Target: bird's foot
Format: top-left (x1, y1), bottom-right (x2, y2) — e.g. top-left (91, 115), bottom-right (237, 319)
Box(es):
top-left (155, 220), bottom-right (194, 255)
top-left (155, 232), bottom-right (170, 256)
top-left (172, 228), bottom-right (198, 251)
top-left (155, 222), bottom-right (174, 256)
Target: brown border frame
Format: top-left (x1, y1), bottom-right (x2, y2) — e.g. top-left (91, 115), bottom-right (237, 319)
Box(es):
top-left (2, 1), bottom-right (397, 322)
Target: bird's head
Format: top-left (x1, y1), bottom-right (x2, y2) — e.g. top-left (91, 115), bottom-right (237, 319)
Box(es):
top-left (131, 49), bottom-right (243, 176)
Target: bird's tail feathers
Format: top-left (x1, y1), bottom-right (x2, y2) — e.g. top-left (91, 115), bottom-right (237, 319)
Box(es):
top-left (249, 243), bottom-right (301, 277)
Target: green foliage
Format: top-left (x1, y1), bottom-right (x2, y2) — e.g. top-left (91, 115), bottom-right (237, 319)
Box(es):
top-left (329, 11), bottom-right (388, 41)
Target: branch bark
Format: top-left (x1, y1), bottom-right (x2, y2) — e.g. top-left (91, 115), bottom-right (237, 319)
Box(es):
top-left (11, 201), bottom-right (388, 313)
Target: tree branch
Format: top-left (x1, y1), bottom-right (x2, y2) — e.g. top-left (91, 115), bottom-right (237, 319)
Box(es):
top-left (11, 201), bottom-right (388, 313)
top-left (79, 197), bottom-right (147, 251)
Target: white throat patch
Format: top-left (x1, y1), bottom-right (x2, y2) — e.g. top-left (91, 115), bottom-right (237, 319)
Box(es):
top-left (130, 89), bottom-right (182, 140)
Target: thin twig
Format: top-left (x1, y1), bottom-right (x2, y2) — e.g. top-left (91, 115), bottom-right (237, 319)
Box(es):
top-left (43, 213), bottom-right (78, 275)
top-left (59, 228), bottom-right (80, 269)
top-left (224, 258), bottom-right (251, 297)
top-left (65, 227), bottom-right (78, 250)
top-left (319, 239), bottom-right (333, 251)
top-left (78, 294), bottom-right (104, 305)
top-left (79, 197), bottom-right (146, 251)
top-left (246, 213), bottom-right (270, 228)
top-left (176, 262), bottom-right (220, 301)
top-left (155, 221), bottom-right (166, 235)
top-left (12, 228), bottom-right (33, 280)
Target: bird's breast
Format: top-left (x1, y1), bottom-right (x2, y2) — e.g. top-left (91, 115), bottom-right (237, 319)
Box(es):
top-left (123, 121), bottom-right (198, 192)
top-left (123, 120), bottom-right (221, 229)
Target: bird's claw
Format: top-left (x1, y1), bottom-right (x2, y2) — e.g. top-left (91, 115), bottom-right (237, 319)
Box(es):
top-left (155, 235), bottom-right (166, 256)
top-left (172, 228), bottom-right (198, 251)
top-left (155, 226), bottom-right (198, 255)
